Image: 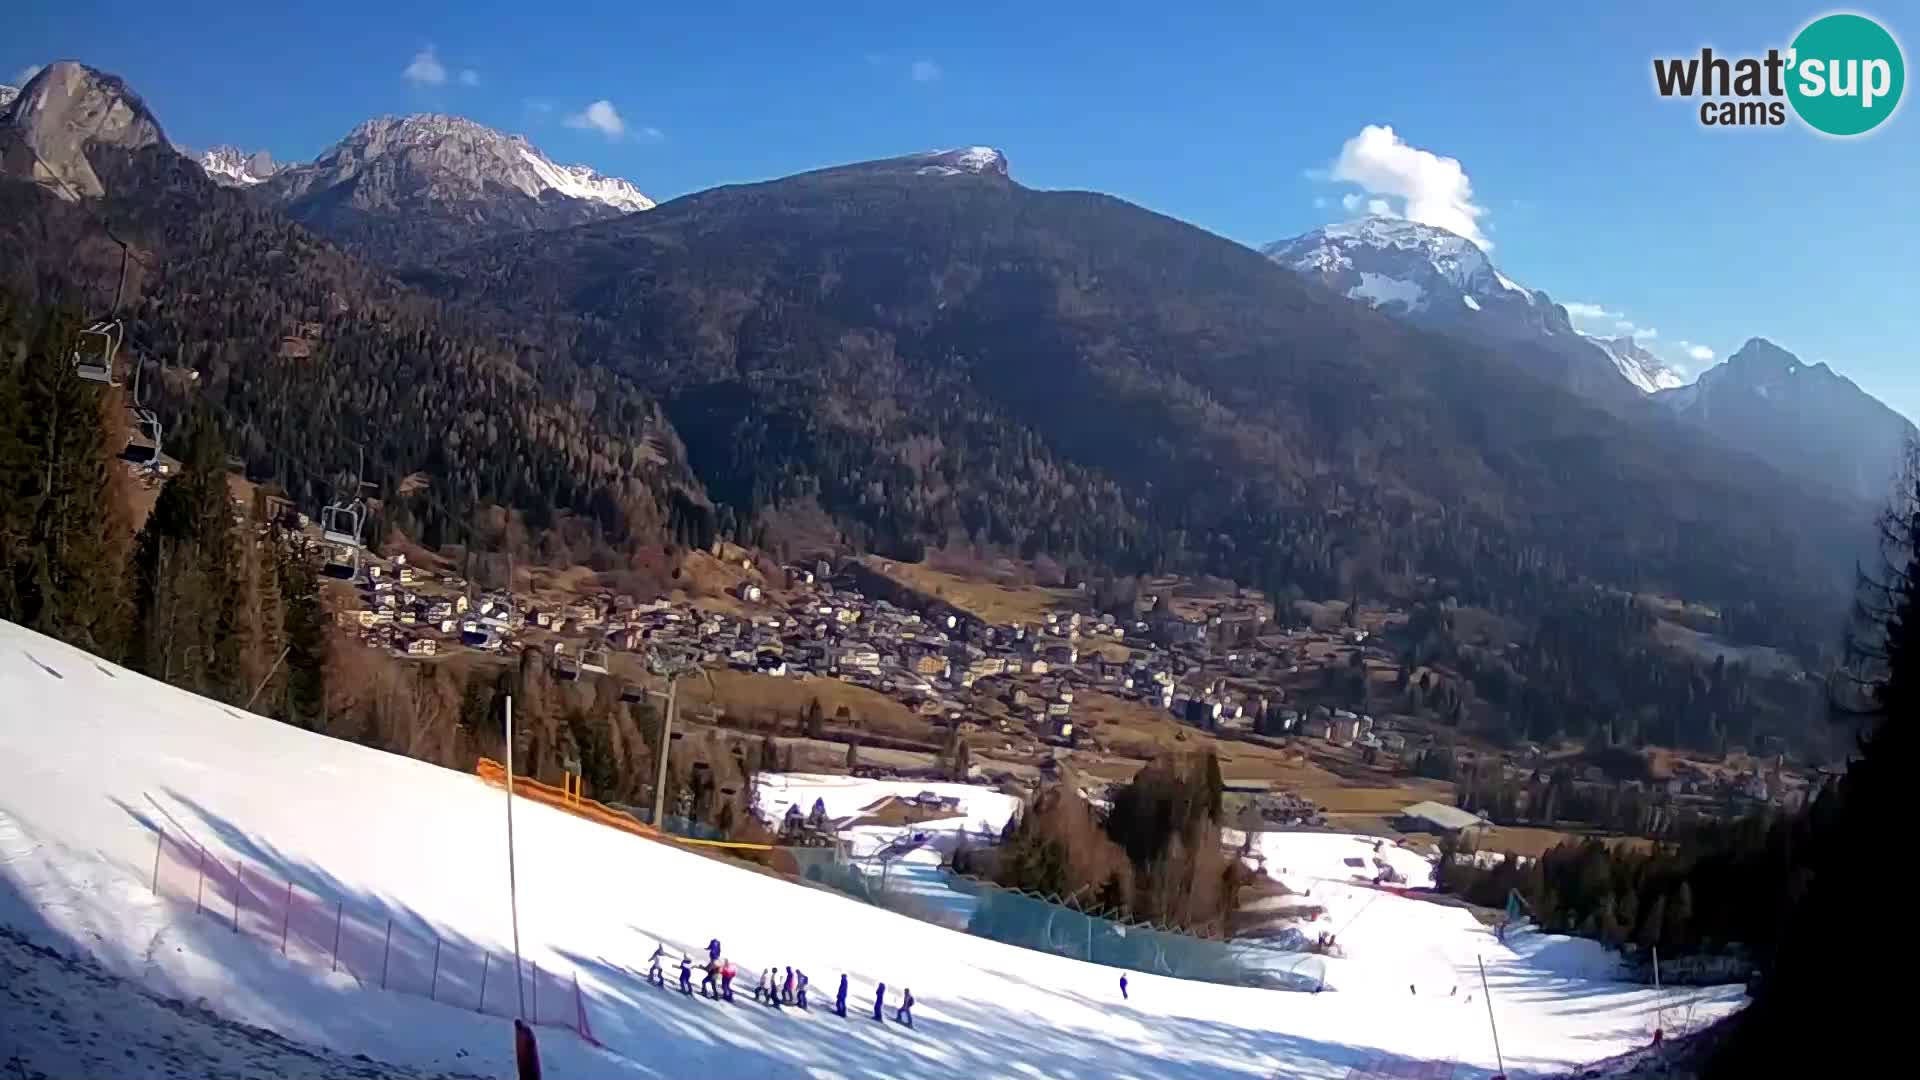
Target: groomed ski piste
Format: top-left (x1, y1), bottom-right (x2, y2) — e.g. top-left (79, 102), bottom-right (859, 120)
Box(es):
top-left (0, 619), bottom-right (1746, 1078)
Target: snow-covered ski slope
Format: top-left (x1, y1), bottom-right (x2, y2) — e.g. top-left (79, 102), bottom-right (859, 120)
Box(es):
top-left (0, 620), bottom-right (1744, 1079)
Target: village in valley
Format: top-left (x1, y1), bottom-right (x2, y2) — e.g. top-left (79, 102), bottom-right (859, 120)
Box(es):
top-left (298, 497), bottom-right (1827, 863)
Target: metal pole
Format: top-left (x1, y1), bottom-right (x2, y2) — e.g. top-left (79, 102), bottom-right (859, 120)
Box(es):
top-left (533, 961), bottom-right (540, 1021)
top-left (281, 880), bottom-right (294, 953)
top-left (479, 952), bottom-right (490, 1013)
top-left (1653, 945), bottom-right (1664, 1042)
top-left (245, 645), bottom-right (291, 711)
top-left (150, 831), bottom-right (163, 894)
top-left (506, 694), bottom-right (527, 1019)
top-left (380, 917), bottom-right (393, 988)
top-left (194, 844), bottom-right (207, 913)
top-left (232, 859), bottom-right (243, 932)
top-left (430, 937), bottom-right (442, 1001)
top-left (331, 901), bottom-right (344, 972)
top-left (1478, 955), bottom-right (1506, 1079)
top-left (650, 677), bottom-right (677, 830)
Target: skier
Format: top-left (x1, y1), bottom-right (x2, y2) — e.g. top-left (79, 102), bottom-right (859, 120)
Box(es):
top-left (835, 974), bottom-right (849, 1017)
top-left (796, 970), bottom-right (810, 1010)
top-left (766, 968), bottom-right (783, 1009)
top-left (895, 987), bottom-right (915, 1028)
top-left (679, 955), bottom-right (694, 995)
top-left (646, 944), bottom-right (666, 987)
top-left (1119, 973), bottom-right (1129, 1000)
top-left (721, 960), bottom-right (737, 1002)
top-left (701, 958), bottom-right (719, 998)
top-left (708, 938), bottom-right (722, 965)
top-left (873, 982), bottom-right (886, 1021)
top-left (783, 966), bottom-right (796, 1004)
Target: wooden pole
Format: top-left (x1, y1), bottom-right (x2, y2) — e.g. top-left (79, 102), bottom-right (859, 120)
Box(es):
top-left (1478, 955), bottom-right (1506, 1079)
top-left (506, 695), bottom-right (527, 1019)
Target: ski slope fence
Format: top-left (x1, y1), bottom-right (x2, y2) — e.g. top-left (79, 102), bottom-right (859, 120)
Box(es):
top-left (788, 852), bottom-right (1327, 991)
top-left (148, 828), bottom-right (600, 1044)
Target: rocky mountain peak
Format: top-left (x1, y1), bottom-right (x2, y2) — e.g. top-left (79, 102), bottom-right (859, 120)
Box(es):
top-left (0, 60), bottom-right (167, 200)
top-left (198, 145), bottom-right (281, 186)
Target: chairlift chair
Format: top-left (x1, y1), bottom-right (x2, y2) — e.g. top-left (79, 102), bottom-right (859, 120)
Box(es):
top-left (127, 407), bottom-right (164, 473)
top-left (320, 500), bottom-right (367, 548)
top-left (72, 320), bottom-right (125, 385)
top-left (322, 543), bottom-right (360, 581)
top-left (580, 640), bottom-right (611, 676)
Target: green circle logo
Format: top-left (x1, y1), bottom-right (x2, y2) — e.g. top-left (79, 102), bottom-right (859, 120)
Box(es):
top-left (1787, 13), bottom-right (1904, 135)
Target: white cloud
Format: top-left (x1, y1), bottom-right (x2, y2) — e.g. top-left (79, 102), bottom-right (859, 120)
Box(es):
top-left (13, 64), bottom-right (43, 85)
top-left (1311, 196), bottom-right (1329, 209)
top-left (1681, 342), bottom-right (1715, 362)
top-left (1341, 192), bottom-right (1363, 213)
top-left (565, 99), bottom-right (626, 139)
top-left (403, 46), bottom-right (448, 87)
top-left (1566, 302), bottom-right (1659, 341)
top-left (911, 59), bottom-right (942, 82)
top-left (1331, 124), bottom-right (1492, 250)
top-left (459, 68), bottom-right (480, 87)
top-left (636, 125), bottom-right (665, 142)
top-left (1564, 302), bottom-right (1618, 321)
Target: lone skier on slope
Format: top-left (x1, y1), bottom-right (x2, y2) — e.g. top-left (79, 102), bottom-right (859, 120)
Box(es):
top-left (1119, 973), bottom-right (1129, 1000)
top-left (835, 974), bottom-right (849, 1017)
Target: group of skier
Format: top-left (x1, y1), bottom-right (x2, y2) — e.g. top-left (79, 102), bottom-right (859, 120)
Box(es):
top-left (647, 938), bottom-right (915, 1028)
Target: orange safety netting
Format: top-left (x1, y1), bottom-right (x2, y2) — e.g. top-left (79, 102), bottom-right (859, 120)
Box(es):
top-left (473, 758), bottom-right (772, 851)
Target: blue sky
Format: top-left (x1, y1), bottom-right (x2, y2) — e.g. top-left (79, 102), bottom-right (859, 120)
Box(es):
top-left (11, 1), bottom-right (1918, 418)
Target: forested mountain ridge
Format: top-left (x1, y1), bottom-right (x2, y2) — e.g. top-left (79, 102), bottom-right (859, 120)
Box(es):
top-left (416, 151), bottom-right (1868, 656)
top-left (0, 62), bottom-right (712, 567)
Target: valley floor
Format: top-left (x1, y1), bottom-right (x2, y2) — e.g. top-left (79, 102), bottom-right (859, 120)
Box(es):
top-left (0, 619), bottom-right (1745, 1080)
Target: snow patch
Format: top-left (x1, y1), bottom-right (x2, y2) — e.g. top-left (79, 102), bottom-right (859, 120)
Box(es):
top-left (1348, 271), bottom-right (1426, 310)
top-left (1461, 294), bottom-right (1480, 311)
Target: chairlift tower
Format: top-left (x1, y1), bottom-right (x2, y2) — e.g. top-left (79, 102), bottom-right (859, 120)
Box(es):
top-left (644, 643), bottom-right (706, 830)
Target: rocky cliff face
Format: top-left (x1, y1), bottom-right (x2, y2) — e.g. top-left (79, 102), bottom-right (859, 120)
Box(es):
top-left (0, 61), bottom-right (167, 200)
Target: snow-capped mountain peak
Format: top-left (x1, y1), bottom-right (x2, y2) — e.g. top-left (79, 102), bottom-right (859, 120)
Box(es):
top-left (1266, 216), bottom-right (1536, 318)
top-left (914, 145), bottom-right (1010, 178)
top-left (0, 84), bottom-right (18, 110)
top-left (1587, 335), bottom-right (1686, 394)
top-left (1266, 216), bottom-right (1647, 404)
top-left (286, 113), bottom-right (656, 214)
top-left (197, 145), bottom-right (281, 186)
